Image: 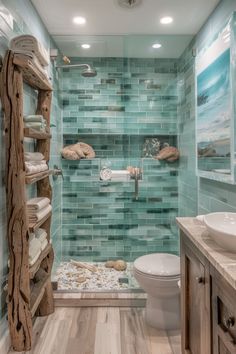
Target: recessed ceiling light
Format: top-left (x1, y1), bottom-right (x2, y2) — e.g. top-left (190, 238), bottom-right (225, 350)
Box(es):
top-left (152, 43), bottom-right (162, 49)
top-left (160, 16), bottom-right (173, 25)
top-left (73, 16), bottom-right (86, 25)
top-left (81, 44), bottom-right (91, 49)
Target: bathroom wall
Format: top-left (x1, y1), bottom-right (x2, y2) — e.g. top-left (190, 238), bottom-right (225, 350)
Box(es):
top-left (0, 0), bottom-right (62, 342)
top-left (61, 57), bottom-right (179, 262)
top-left (178, 0), bottom-right (236, 216)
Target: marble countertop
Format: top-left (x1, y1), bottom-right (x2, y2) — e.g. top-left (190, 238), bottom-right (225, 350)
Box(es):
top-left (176, 217), bottom-right (236, 291)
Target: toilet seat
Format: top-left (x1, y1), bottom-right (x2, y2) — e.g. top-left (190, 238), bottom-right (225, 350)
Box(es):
top-left (134, 268), bottom-right (180, 281)
top-left (134, 253), bottom-right (180, 278)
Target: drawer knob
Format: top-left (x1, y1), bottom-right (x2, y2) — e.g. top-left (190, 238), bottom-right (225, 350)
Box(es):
top-left (196, 276), bottom-right (204, 284)
top-left (226, 317), bottom-right (235, 329)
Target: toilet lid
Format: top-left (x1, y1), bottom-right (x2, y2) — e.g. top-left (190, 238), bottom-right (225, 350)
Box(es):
top-left (134, 253), bottom-right (180, 277)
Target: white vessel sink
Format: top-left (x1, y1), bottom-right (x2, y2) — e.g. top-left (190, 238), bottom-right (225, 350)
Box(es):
top-left (197, 213), bottom-right (236, 252)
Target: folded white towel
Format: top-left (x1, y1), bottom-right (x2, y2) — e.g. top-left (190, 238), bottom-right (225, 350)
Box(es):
top-left (28, 204), bottom-right (52, 223)
top-left (24, 122), bottom-right (46, 127)
top-left (10, 35), bottom-right (49, 67)
top-left (25, 160), bottom-right (47, 167)
top-left (41, 239), bottom-right (48, 251)
top-left (35, 228), bottom-right (47, 243)
top-left (27, 197), bottom-right (50, 211)
top-left (29, 237), bottom-right (41, 260)
top-left (24, 152), bottom-right (44, 162)
top-left (24, 115), bottom-right (45, 123)
top-left (29, 250), bottom-right (41, 266)
top-left (25, 161), bottom-right (48, 175)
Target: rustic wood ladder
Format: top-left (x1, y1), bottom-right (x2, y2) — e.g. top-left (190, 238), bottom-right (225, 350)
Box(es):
top-left (0, 50), bottom-right (54, 351)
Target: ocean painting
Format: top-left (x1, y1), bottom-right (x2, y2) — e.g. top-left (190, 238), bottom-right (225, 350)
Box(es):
top-left (197, 47), bottom-right (231, 173)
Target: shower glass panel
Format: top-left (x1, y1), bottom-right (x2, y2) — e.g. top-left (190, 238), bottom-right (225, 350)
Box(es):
top-left (54, 34), bottom-right (185, 291)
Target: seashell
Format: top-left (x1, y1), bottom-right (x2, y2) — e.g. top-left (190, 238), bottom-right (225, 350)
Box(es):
top-left (114, 260), bottom-right (127, 271)
top-left (105, 260), bottom-right (115, 268)
top-left (155, 146), bottom-right (179, 162)
top-left (77, 276), bottom-right (87, 283)
top-left (61, 142), bottom-right (95, 160)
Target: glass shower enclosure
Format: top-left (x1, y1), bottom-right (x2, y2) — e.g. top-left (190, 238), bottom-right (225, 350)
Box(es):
top-left (53, 35), bottom-right (183, 291)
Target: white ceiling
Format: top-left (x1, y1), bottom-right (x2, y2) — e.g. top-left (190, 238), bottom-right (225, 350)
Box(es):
top-left (31, 0), bottom-right (220, 58)
top-left (32, 0), bottom-right (220, 36)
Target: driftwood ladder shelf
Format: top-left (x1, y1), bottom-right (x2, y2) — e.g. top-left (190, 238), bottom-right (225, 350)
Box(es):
top-left (0, 50), bottom-right (54, 351)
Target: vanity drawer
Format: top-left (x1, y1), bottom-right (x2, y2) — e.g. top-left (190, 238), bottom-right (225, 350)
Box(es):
top-left (211, 267), bottom-right (236, 354)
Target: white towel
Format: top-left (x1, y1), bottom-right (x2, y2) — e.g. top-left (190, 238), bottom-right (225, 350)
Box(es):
top-left (29, 237), bottom-right (41, 261)
top-left (24, 115), bottom-right (45, 123)
top-left (35, 228), bottom-right (47, 243)
top-left (29, 250), bottom-right (41, 266)
top-left (111, 170), bottom-right (130, 181)
top-left (24, 152), bottom-right (44, 162)
top-left (25, 160), bottom-right (47, 166)
top-left (25, 161), bottom-right (48, 175)
top-left (100, 168), bottom-right (112, 181)
top-left (41, 239), bottom-right (48, 251)
top-left (10, 35), bottom-right (49, 67)
top-left (28, 204), bottom-right (52, 223)
top-left (27, 197), bottom-right (50, 211)
top-left (29, 233), bottom-right (35, 242)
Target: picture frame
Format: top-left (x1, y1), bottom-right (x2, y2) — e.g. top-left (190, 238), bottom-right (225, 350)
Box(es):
top-left (196, 14), bottom-right (236, 184)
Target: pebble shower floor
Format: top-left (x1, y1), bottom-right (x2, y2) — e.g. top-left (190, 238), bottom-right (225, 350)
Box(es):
top-left (55, 262), bottom-right (139, 291)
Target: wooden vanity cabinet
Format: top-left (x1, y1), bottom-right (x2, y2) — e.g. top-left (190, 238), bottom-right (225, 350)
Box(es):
top-left (181, 230), bottom-right (236, 354)
top-left (211, 268), bottom-right (236, 354)
top-left (180, 231), bottom-right (211, 354)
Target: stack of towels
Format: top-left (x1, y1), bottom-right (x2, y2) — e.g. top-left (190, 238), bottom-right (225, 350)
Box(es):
top-left (29, 228), bottom-right (48, 266)
top-left (10, 34), bottom-right (49, 78)
top-left (24, 152), bottom-right (48, 175)
top-left (27, 197), bottom-right (52, 224)
top-left (24, 115), bottom-right (47, 132)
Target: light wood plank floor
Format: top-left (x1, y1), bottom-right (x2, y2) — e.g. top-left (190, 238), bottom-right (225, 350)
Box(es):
top-left (8, 307), bottom-right (181, 354)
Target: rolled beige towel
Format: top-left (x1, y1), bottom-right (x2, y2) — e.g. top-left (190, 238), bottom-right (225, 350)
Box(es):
top-left (78, 142), bottom-right (96, 158)
top-left (10, 35), bottom-right (49, 67)
top-left (61, 142), bottom-right (95, 160)
top-left (155, 146), bottom-right (179, 162)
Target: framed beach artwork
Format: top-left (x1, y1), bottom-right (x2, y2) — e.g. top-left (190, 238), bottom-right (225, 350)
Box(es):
top-left (196, 15), bottom-right (236, 184)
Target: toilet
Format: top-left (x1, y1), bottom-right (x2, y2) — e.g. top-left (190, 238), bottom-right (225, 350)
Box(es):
top-left (133, 253), bottom-right (180, 330)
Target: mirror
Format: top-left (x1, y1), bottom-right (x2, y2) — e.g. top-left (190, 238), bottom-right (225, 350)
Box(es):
top-left (196, 14), bottom-right (236, 184)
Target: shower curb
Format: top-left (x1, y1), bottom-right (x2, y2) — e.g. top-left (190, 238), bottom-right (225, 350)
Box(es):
top-left (53, 291), bottom-right (147, 307)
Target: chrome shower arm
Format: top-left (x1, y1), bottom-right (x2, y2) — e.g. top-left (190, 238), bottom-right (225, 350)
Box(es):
top-left (55, 63), bottom-right (90, 69)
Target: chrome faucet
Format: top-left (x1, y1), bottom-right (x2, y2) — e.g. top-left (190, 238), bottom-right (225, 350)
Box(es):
top-left (128, 166), bottom-right (142, 200)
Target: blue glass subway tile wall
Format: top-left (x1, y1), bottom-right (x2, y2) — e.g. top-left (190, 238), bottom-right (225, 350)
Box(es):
top-left (62, 57), bottom-right (178, 136)
top-left (61, 57), bottom-right (179, 261)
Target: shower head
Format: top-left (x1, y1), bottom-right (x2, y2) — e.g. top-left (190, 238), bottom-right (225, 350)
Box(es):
top-left (81, 66), bottom-right (97, 77)
top-left (56, 63), bottom-right (97, 77)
